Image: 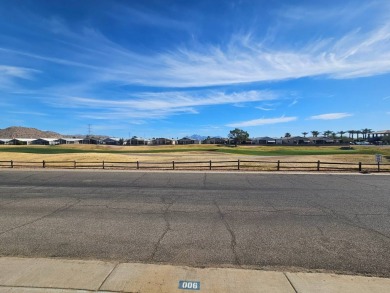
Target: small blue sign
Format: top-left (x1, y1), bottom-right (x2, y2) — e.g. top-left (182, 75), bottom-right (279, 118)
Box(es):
top-left (178, 281), bottom-right (200, 290)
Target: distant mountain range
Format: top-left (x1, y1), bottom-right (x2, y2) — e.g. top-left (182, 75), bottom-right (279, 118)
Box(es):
top-left (187, 134), bottom-right (208, 140)
top-left (0, 126), bottom-right (62, 139)
top-left (0, 127), bottom-right (214, 140)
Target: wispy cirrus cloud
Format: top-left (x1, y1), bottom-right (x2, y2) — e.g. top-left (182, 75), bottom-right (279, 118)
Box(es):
top-left (3, 10), bottom-right (390, 88)
top-left (309, 113), bottom-right (353, 120)
top-left (256, 106), bottom-right (274, 111)
top-left (226, 116), bottom-right (297, 127)
top-left (0, 65), bottom-right (39, 89)
top-left (7, 111), bottom-right (48, 116)
top-left (0, 65), bottom-right (38, 79)
top-left (55, 90), bottom-right (276, 120)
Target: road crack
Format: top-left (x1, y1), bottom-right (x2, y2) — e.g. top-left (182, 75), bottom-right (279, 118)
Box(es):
top-left (214, 199), bottom-right (241, 266)
top-left (149, 196), bottom-right (175, 261)
top-left (310, 200), bottom-right (390, 241)
top-left (0, 198), bottom-right (81, 236)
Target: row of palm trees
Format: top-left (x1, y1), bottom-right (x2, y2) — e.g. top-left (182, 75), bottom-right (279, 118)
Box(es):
top-left (299, 128), bottom-right (373, 140)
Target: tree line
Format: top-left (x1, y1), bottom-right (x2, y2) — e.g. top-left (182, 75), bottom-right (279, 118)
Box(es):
top-left (284, 128), bottom-right (373, 139)
top-left (228, 128), bottom-right (377, 146)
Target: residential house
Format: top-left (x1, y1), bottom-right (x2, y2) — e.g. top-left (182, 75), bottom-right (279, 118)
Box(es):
top-left (309, 136), bottom-right (334, 144)
top-left (32, 138), bottom-right (59, 145)
top-left (10, 138), bottom-right (36, 145)
top-left (126, 137), bottom-right (150, 145)
top-left (58, 138), bottom-right (83, 144)
top-left (177, 137), bottom-right (201, 145)
top-left (282, 136), bottom-right (310, 145)
top-left (82, 137), bottom-right (104, 144)
top-left (0, 139), bottom-right (12, 145)
top-left (251, 137), bottom-right (277, 145)
top-left (152, 138), bottom-right (176, 145)
top-left (103, 137), bottom-right (123, 145)
top-left (202, 137), bottom-right (228, 144)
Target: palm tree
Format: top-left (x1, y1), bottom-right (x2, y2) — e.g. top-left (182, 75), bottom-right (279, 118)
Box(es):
top-left (302, 132), bottom-right (308, 137)
top-left (311, 131), bottom-right (320, 137)
top-left (323, 130), bottom-right (332, 137)
top-left (356, 130), bottom-right (362, 140)
top-left (347, 130), bottom-right (356, 139)
top-left (338, 130), bottom-right (346, 138)
top-left (361, 128), bottom-right (372, 139)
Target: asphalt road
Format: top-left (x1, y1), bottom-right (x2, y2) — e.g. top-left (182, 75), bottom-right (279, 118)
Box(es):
top-left (0, 170), bottom-right (389, 277)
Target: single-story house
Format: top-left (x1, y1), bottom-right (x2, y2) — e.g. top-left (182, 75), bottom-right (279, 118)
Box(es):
top-left (309, 137), bottom-right (334, 144)
top-left (103, 137), bottom-right (123, 145)
top-left (152, 138), bottom-right (176, 145)
top-left (252, 137), bottom-right (276, 145)
top-left (82, 137), bottom-right (104, 144)
top-left (370, 130), bottom-right (390, 138)
top-left (126, 137), bottom-right (150, 145)
top-left (58, 138), bottom-right (83, 144)
top-left (0, 138), bottom-right (12, 145)
top-left (282, 136), bottom-right (310, 145)
top-left (10, 138), bottom-right (36, 145)
top-left (32, 138), bottom-right (59, 145)
top-left (177, 137), bottom-right (201, 145)
top-left (202, 137), bottom-right (228, 144)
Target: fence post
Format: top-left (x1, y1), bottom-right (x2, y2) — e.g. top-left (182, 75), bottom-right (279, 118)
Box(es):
top-left (237, 159), bottom-right (240, 170)
top-left (277, 160), bottom-right (280, 171)
top-left (209, 160), bottom-right (212, 170)
top-left (317, 160), bottom-right (320, 171)
top-left (358, 162), bottom-right (362, 172)
top-left (11, 160), bottom-right (13, 168)
top-left (377, 162), bottom-right (380, 172)
top-left (173, 161), bottom-right (175, 170)
top-left (43, 160), bottom-right (45, 168)
top-left (74, 161), bottom-right (76, 169)
top-left (103, 161), bottom-right (105, 169)
top-left (136, 161), bottom-right (139, 170)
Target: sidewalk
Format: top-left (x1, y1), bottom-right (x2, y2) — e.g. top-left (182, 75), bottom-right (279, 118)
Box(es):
top-left (1, 257), bottom-right (390, 293)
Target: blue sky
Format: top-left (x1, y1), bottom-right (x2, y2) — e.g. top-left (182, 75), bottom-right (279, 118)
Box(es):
top-left (0, 0), bottom-right (389, 138)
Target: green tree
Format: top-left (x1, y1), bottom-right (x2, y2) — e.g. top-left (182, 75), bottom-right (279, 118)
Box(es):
top-left (356, 130), bottom-right (362, 140)
top-left (311, 130), bottom-right (320, 137)
top-left (284, 132), bottom-right (292, 138)
top-left (302, 132), bottom-right (308, 137)
top-left (323, 130), bottom-right (332, 137)
top-left (338, 130), bottom-right (346, 138)
top-left (361, 128), bottom-right (372, 139)
top-left (228, 128), bottom-right (249, 146)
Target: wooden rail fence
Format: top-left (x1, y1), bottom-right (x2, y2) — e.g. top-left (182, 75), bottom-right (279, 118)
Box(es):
top-left (0, 160), bottom-right (389, 173)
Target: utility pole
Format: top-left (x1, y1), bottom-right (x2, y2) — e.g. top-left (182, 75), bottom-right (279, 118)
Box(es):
top-left (87, 124), bottom-right (92, 144)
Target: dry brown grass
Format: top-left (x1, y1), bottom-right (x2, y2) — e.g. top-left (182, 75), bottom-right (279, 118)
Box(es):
top-left (0, 144), bottom-right (388, 172)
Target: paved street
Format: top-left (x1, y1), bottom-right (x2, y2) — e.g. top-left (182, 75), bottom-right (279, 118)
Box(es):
top-left (0, 170), bottom-right (389, 277)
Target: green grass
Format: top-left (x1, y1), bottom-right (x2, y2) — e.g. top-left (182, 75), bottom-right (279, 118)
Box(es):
top-left (1, 145), bottom-right (388, 156)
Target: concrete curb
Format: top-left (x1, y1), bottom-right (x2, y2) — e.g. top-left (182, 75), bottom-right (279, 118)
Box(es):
top-left (1, 257), bottom-right (390, 293)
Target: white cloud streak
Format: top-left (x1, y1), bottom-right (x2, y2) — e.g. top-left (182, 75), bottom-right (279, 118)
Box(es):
top-left (256, 106), bottom-right (273, 111)
top-left (226, 116), bottom-right (297, 127)
top-left (58, 90), bottom-right (276, 120)
top-left (309, 113), bottom-right (353, 120)
top-left (3, 16), bottom-right (390, 88)
top-left (0, 65), bottom-right (39, 89)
